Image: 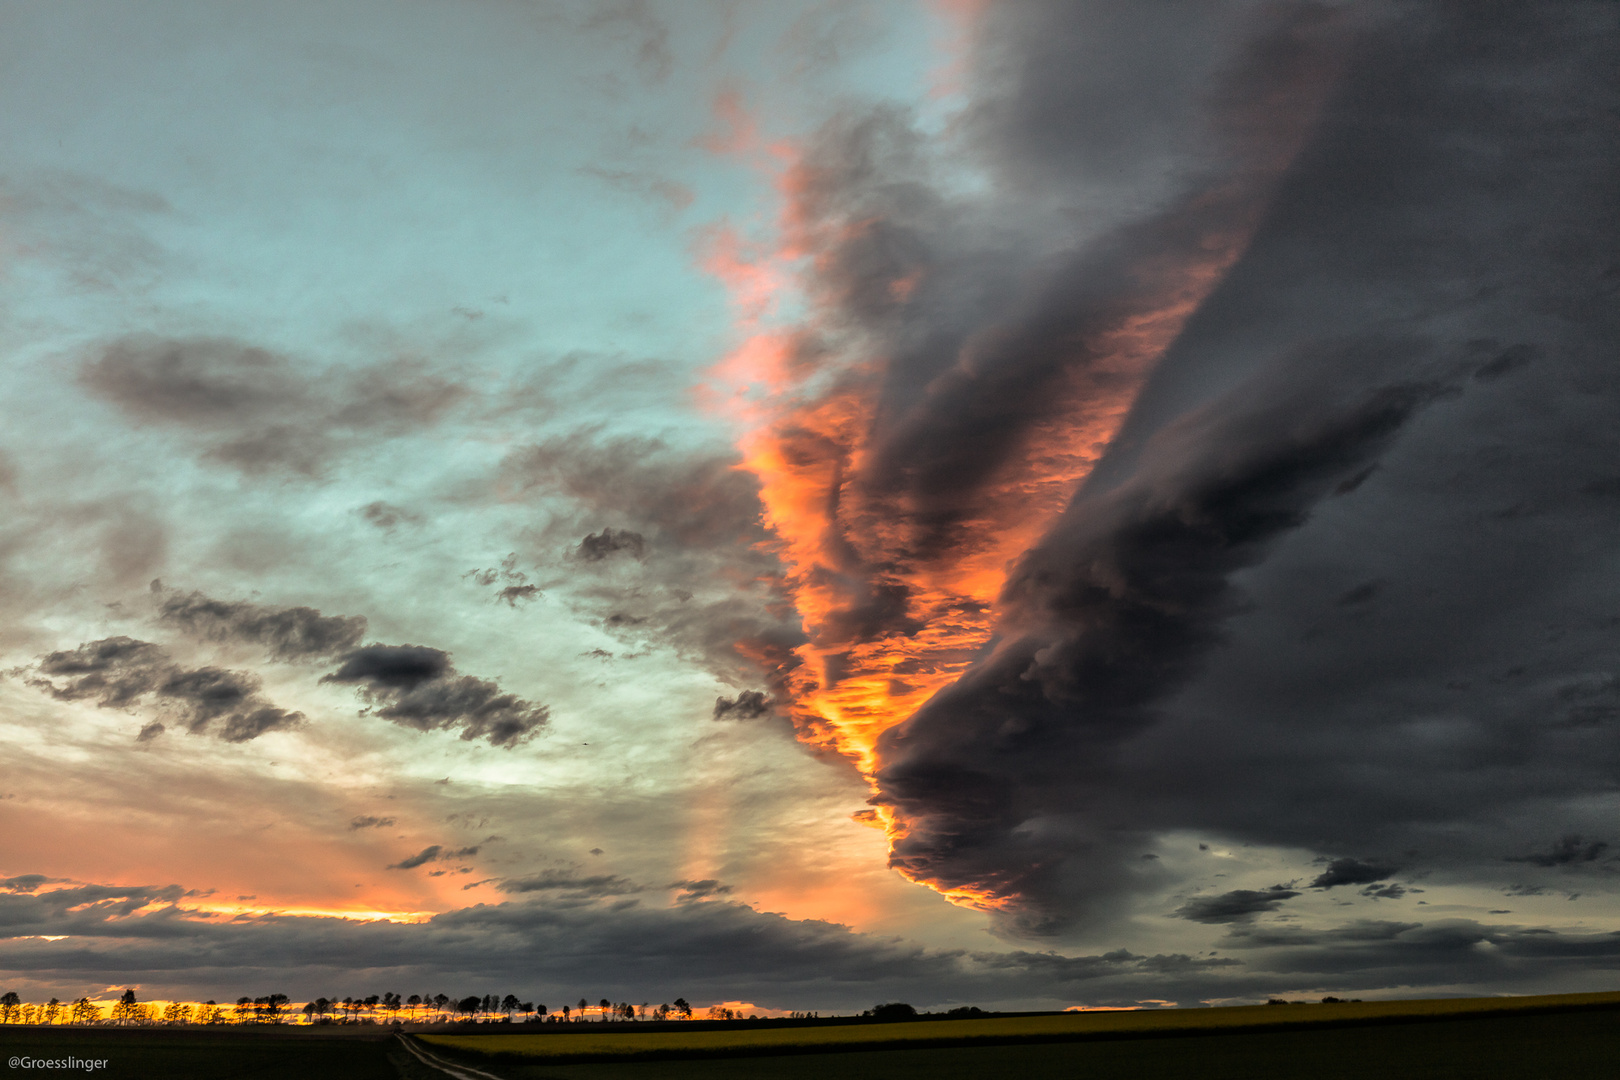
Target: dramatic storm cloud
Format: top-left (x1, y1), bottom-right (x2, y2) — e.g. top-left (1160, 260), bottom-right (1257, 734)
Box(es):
top-left (3, 0), bottom-right (1615, 1011)
top-left (848, 3), bottom-right (1619, 936)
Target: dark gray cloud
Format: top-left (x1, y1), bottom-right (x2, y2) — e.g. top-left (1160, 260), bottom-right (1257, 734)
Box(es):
top-left (389, 846), bottom-right (444, 870)
top-left (321, 644), bottom-right (548, 748)
top-left (357, 500), bottom-right (421, 531)
top-left (782, 2), bottom-right (1620, 941)
top-left (388, 846), bottom-right (479, 871)
top-left (669, 879), bottom-right (733, 901)
top-left (155, 587), bottom-right (367, 661)
top-left (498, 433), bottom-right (805, 692)
top-left (497, 871), bottom-right (643, 898)
top-left (876, 373), bottom-right (1447, 931)
top-left (79, 335), bottom-right (468, 476)
top-left (1507, 836), bottom-right (1610, 869)
top-left (27, 636), bottom-right (302, 742)
top-left (712, 690), bottom-right (772, 721)
top-left (496, 584), bottom-right (540, 607)
top-left (577, 527), bottom-right (646, 562)
top-left (1175, 888), bottom-right (1300, 924)
top-left (4, 877), bottom-right (1617, 1008)
top-left (1310, 860), bottom-right (1397, 890)
top-left (348, 816), bottom-right (396, 830)
top-left (0, 876), bottom-right (69, 894)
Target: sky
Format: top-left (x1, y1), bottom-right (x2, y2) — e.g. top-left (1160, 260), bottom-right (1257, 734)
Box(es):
top-left (1, 0), bottom-right (1617, 1013)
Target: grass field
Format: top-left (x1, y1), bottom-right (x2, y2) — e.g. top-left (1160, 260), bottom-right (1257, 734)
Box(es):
top-left (420, 990), bottom-right (1620, 1063)
top-left (3, 993), bottom-right (1615, 1079)
top-left (0, 1024), bottom-right (412, 1080)
top-left (425, 1009), bottom-right (1620, 1080)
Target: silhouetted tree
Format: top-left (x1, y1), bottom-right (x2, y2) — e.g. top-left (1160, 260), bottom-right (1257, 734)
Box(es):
top-left (869, 1003), bottom-right (917, 1022)
top-left (673, 998), bottom-right (691, 1019)
top-left (44, 998), bottom-right (62, 1026)
top-left (0, 992), bottom-right (20, 1024)
top-left (599, 998), bottom-right (611, 1022)
top-left (502, 994), bottom-right (519, 1021)
top-left (113, 990), bottom-right (142, 1025)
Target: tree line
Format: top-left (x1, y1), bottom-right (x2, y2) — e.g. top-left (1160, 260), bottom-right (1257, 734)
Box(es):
top-left (0, 989), bottom-right (714, 1026)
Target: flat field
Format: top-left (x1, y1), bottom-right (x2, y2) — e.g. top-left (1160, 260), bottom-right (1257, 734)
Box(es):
top-left (421, 990), bottom-right (1620, 1062)
top-left (417, 992), bottom-right (1620, 1080)
top-left (0, 1024), bottom-right (417, 1080)
top-left (3, 993), bottom-right (1615, 1080)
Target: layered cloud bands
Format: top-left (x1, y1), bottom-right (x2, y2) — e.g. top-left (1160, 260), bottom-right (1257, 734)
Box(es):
top-left (712, 4), bottom-right (1347, 784)
top-left (720, 2), bottom-right (1620, 932)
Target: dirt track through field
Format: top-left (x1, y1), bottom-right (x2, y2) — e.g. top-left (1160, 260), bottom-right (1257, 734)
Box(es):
top-left (396, 1034), bottom-right (508, 1080)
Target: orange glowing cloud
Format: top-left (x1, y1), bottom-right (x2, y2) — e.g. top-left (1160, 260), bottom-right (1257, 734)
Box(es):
top-left (697, 11), bottom-right (1349, 914)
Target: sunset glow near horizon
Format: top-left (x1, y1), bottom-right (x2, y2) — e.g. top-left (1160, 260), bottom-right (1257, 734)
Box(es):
top-left (2, 1), bottom-right (1617, 1014)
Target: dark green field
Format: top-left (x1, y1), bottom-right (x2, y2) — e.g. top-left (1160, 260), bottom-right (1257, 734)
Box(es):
top-left (0, 1025), bottom-right (416, 1080)
top-left (460, 1009), bottom-right (1619, 1080)
top-left (4, 999), bottom-right (1617, 1080)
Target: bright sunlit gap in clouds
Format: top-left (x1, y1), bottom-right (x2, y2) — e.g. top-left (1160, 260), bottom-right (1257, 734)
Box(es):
top-left (2, 0), bottom-right (1618, 1014)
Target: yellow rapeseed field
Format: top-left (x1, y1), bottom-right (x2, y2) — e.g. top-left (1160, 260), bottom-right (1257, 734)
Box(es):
top-left (419, 990), bottom-right (1620, 1061)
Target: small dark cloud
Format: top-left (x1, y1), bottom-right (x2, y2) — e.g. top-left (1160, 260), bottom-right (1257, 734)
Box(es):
top-left (349, 816), bottom-right (397, 830)
top-left (0, 875), bottom-right (69, 894)
top-left (322, 643), bottom-right (548, 748)
top-left (499, 871), bottom-right (643, 897)
top-left (495, 432), bottom-right (804, 691)
top-left (79, 335), bottom-right (468, 476)
top-left (388, 846), bottom-right (443, 870)
top-left (389, 844), bottom-right (479, 870)
top-left (1360, 883), bottom-right (1407, 900)
top-left (713, 690), bottom-right (772, 721)
top-left (496, 584), bottom-right (540, 607)
top-left (1175, 887), bottom-right (1299, 924)
top-left (327, 645), bottom-right (454, 690)
top-left (155, 587), bottom-right (366, 661)
top-left (28, 636), bottom-right (302, 742)
top-left (1506, 835), bottom-right (1609, 868)
top-left (669, 879), bottom-right (734, 901)
top-left (135, 721), bottom-right (165, 742)
top-left (1311, 859), bottom-right (1397, 889)
top-left (467, 554), bottom-right (537, 606)
top-left (358, 501), bottom-right (421, 530)
top-left (578, 527), bottom-right (647, 562)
